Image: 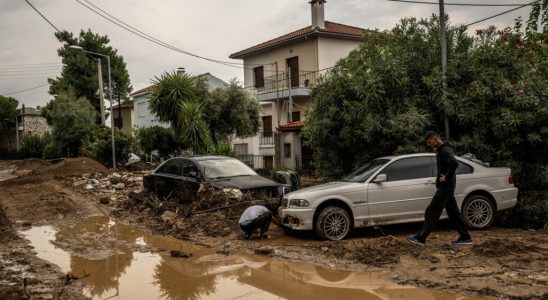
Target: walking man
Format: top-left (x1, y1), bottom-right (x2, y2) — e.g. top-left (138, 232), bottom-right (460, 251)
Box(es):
top-left (408, 131), bottom-right (472, 246)
top-left (239, 205), bottom-right (273, 239)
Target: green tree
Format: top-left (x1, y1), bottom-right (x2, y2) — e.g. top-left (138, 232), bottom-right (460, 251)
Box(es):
top-left (0, 95), bottom-right (18, 150)
top-left (49, 29), bottom-right (132, 122)
top-left (136, 126), bottom-right (180, 159)
top-left (200, 79), bottom-right (261, 144)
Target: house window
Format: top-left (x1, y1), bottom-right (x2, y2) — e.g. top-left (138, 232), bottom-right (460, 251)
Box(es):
top-left (284, 143), bottom-right (291, 158)
top-left (254, 66), bottom-right (264, 88)
top-left (291, 111), bottom-right (301, 122)
top-left (234, 144), bottom-right (248, 155)
top-left (137, 102), bottom-right (146, 117)
top-left (286, 56), bottom-right (299, 88)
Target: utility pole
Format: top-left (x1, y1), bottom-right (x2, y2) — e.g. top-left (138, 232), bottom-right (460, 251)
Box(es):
top-left (274, 62), bottom-right (281, 168)
top-left (15, 115), bottom-right (19, 151)
top-left (439, 0), bottom-right (450, 139)
top-left (96, 58), bottom-right (106, 126)
top-left (107, 56), bottom-right (116, 170)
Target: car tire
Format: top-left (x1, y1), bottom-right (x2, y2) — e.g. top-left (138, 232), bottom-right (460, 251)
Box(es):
top-left (314, 206), bottom-right (351, 240)
top-left (462, 195), bottom-right (495, 229)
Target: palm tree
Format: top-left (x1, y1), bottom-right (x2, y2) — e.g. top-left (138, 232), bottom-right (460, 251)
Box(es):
top-left (148, 71), bottom-right (211, 153)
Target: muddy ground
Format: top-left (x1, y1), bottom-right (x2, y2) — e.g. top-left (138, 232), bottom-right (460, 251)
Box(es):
top-left (0, 158), bottom-right (547, 300)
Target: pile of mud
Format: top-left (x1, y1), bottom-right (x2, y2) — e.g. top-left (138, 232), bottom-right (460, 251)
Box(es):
top-left (121, 186), bottom-right (271, 237)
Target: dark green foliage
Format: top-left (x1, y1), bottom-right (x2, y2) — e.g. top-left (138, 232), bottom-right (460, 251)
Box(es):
top-left (19, 132), bottom-right (51, 159)
top-left (199, 79), bottom-right (261, 144)
top-left (496, 191), bottom-right (548, 229)
top-left (49, 29), bottom-right (132, 121)
top-left (305, 15), bottom-right (547, 189)
top-left (0, 95), bottom-right (19, 151)
top-left (136, 126), bottom-right (180, 159)
top-left (81, 126), bottom-right (134, 166)
top-left (206, 144), bottom-right (236, 157)
top-left (148, 71), bottom-right (196, 128)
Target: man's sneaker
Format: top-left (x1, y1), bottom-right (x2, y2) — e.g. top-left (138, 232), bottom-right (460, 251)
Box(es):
top-left (407, 236), bottom-right (425, 246)
top-left (452, 238), bottom-right (473, 245)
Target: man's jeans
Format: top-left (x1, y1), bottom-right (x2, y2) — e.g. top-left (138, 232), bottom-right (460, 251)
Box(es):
top-left (240, 211), bottom-right (273, 236)
top-left (416, 188), bottom-right (471, 243)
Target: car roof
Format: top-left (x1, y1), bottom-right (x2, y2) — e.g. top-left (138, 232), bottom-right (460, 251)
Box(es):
top-left (172, 155), bottom-right (234, 162)
top-left (377, 153), bottom-right (435, 160)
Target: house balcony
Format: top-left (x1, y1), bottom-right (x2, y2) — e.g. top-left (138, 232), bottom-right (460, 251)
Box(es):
top-left (259, 133), bottom-right (274, 147)
top-left (253, 70), bottom-right (318, 102)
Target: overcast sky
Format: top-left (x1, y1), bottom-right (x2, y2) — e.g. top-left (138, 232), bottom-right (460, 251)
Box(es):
top-left (0, 0), bottom-right (534, 108)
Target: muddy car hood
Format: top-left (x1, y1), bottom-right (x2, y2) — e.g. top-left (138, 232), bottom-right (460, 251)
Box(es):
top-left (209, 175), bottom-right (280, 190)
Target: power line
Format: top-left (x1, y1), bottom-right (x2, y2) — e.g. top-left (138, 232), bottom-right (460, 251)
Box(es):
top-left (23, 0), bottom-right (61, 32)
top-left (387, 0), bottom-right (534, 6)
top-left (75, 0), bottom-right (265, 70)
top-left (0, 68), bottom-right (62, 73)
top-left (2, 83), bottom-right (49, 96)
top-left (465, 1), bottom-right (538, 27)
top-left (0, 62), bottom-right (61, 67)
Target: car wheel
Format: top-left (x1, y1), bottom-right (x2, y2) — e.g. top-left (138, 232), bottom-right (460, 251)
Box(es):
top-left (315, 206), bottom-right (351, 240)
top-left (462, 195), bottom-right (495, 229)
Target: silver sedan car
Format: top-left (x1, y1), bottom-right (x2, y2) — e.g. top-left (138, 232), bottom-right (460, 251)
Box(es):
top-left (279, 153), bottom-right (518, 240)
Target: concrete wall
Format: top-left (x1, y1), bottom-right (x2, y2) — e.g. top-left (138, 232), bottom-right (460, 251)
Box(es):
top-left (317, 37), bottom-right (361, 71)
top-left (112, 107), bottom-right (134, 134)
top-left (133, 95), bottom-right (170, 129)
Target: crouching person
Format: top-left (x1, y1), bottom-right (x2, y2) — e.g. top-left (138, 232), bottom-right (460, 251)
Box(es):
top-left (239, 205), bottom-right (273, 240)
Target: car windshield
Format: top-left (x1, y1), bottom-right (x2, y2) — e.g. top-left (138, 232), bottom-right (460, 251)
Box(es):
top-left (341, 159), bottom-right (390, 182)
top-left (200, 158), bottom-right (257, 179)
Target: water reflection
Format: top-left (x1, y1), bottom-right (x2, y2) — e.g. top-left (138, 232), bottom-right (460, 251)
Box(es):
top-left (22, 216), bottom-right (486, 300)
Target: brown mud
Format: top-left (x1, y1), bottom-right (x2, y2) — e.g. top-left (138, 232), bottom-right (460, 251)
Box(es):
top-left (1, 158), bottom-right (547, 299)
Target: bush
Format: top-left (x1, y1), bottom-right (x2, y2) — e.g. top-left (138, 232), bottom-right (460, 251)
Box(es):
top-left (496, 190), bottom-right (548, 229)
top-left (81, 126), bottom-right (134, 167)
top-left (135, 126), bottom-right (180, 159)
top-left (18, 132), bottom-right (51, 159)
top-left (207, 143), bottom-right (235, 157)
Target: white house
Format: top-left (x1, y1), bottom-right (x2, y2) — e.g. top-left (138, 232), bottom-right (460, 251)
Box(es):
top-left (229, 0), bottom-right (368, 170)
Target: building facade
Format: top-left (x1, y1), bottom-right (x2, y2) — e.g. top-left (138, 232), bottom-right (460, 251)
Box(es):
top-left (229, 0), bottom-right (366, 170)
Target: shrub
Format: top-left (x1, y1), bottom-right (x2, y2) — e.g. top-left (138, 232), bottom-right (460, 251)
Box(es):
top-left (19, 132), bottom-right (51, 159)
top-left (207, 143), bottom-right (235, 157)
top-left (81, 126), bottom-right (134, 167)
top-left (135, 126), bottom-right (180, 159)
top-left (496, 190), bottom-right (548, 229)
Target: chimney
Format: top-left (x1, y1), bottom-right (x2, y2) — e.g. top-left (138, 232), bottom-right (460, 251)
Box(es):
top-left (176, 67), bottom-right (186, 77)
top-left (310, 0), bottom-right (326, 29)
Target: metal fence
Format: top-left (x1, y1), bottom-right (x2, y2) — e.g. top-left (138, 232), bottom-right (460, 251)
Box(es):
top-left (257, 70), bottom-right (317, 94)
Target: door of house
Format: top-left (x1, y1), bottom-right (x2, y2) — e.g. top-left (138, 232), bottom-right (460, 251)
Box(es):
top-left (286, 56), bottom-right (299, 88)
top-left (263, 156), bottom-right (274, 170)
top-left (262, 116), bottom-right (272, 135)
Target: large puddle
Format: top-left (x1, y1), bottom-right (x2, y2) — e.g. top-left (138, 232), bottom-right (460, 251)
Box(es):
top-left (21, 216), bottom-right (485, 300)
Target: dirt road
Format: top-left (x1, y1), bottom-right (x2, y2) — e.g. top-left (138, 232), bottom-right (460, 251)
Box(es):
top-left (0, 158), bottom-right (546, 299)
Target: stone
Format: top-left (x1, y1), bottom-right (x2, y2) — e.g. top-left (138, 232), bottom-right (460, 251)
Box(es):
top-left (81, 173), bottom-right (91, 179)
top-left (73, 179), bottom-right (87, 187)
top-left (161, 211), bottom-right (177, 222)
top-left (135, 177), bottom-right (143, 182)
top-left (114, 183), bottom-right (126, 189)
top-left (85, 184), bottom-right (94, 190)
top-left (91, 179), bottom-right (100, 185)
top-left (109, 173), bottom-right (122, 184)
top-left (100, 197), bottom-right (110, 205)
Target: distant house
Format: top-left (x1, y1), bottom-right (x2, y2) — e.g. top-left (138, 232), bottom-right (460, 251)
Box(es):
top-left (109, 102), bottom-right (134, 134)
top-left (131, 70), bottom-right (228, 129)
top-left (229, 0), bottom-right (367, 170)
top-left (0, 105), bottom-right (50, 151)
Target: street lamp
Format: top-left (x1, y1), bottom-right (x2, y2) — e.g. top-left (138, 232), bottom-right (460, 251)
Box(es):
top-left (69, 45), bottom-right (116, 170)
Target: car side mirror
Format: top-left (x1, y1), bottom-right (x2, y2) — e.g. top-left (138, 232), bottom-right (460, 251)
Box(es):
top-left (373, 174), bottom-right (387, 183)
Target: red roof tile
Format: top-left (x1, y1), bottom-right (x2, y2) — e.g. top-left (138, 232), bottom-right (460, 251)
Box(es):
top-left (230, 21), bottom-right (366, 59)
top-left (278, 121), bottom-right (305, 132)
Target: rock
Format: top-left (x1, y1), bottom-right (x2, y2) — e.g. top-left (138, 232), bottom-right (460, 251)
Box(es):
top-left (81, 173), bottom-right (91, 179)
top-left (91, 179), bottom-right (100, 185)
top-left (161, 211), bottom-right (177, 222)
top-left (170, 250), bottom-right (192, 258)
top-left (85, 184), bottom-right (94, 190)
top-left (321, 247), bottom-right (329, 252)
top-left (73, 179), bottom-right (87, 187)
top-left (254, 247), bottom-right (274, 256)
top-left (109, 173), bottom-right (122, 184)
top-left (114, 183), bottom-right (126, 189)
top-left (100, 197), bottom-right (110, 205)
top-left (135, 177), bottom-right (143, 182)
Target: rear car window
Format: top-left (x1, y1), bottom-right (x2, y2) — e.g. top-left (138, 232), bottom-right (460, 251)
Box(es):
top-left (383, 157), bottom-right (434, 181)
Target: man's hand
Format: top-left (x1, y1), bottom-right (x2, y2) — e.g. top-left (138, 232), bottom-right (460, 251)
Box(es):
top-left (440, 174), bottom-right (446, 182)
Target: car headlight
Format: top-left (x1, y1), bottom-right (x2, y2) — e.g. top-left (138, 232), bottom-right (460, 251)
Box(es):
top-left (222, 188), bottom-right (243, 199)
top-left (289, 199), bottom-right (309, 208)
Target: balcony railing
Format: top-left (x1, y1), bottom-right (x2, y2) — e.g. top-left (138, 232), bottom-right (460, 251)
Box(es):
top-left (259, 133), bottom-right (274, 146)
top-left (255, 70), bottom-right (317, 94)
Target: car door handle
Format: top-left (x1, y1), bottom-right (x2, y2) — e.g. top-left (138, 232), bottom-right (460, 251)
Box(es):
top-left (425, 179), bottom-right (435, 184)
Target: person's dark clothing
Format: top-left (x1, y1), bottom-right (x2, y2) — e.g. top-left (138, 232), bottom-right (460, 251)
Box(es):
top-left (239, 210), bottom-right (272, 237)
top-left (415, 189), bottom-right (471, 243)
top-left (435, 142), bottom-right (458, 190)
top-left (416, 142), bottom-right (471, 243)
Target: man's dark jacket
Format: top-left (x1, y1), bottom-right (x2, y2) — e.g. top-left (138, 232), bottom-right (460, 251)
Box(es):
top-left (435, 142), bottom-right (458, 190)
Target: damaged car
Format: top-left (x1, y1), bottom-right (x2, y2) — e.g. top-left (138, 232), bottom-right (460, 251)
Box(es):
top-left (279, 153), bottom-right (518, 240)
top-left (144, 156), bottom-right (288, 207)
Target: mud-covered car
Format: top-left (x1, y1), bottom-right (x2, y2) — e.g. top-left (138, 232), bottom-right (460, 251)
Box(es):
top-left (279, 153), bottom-right (518, 240)
top-left (144, 156), bottom-right (288, 207)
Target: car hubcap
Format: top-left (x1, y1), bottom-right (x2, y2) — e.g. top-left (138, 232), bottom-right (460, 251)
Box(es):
top-left (324, 212), bottom-right (350, 240)
top-left (465, 199), bottom-right (492, 228)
